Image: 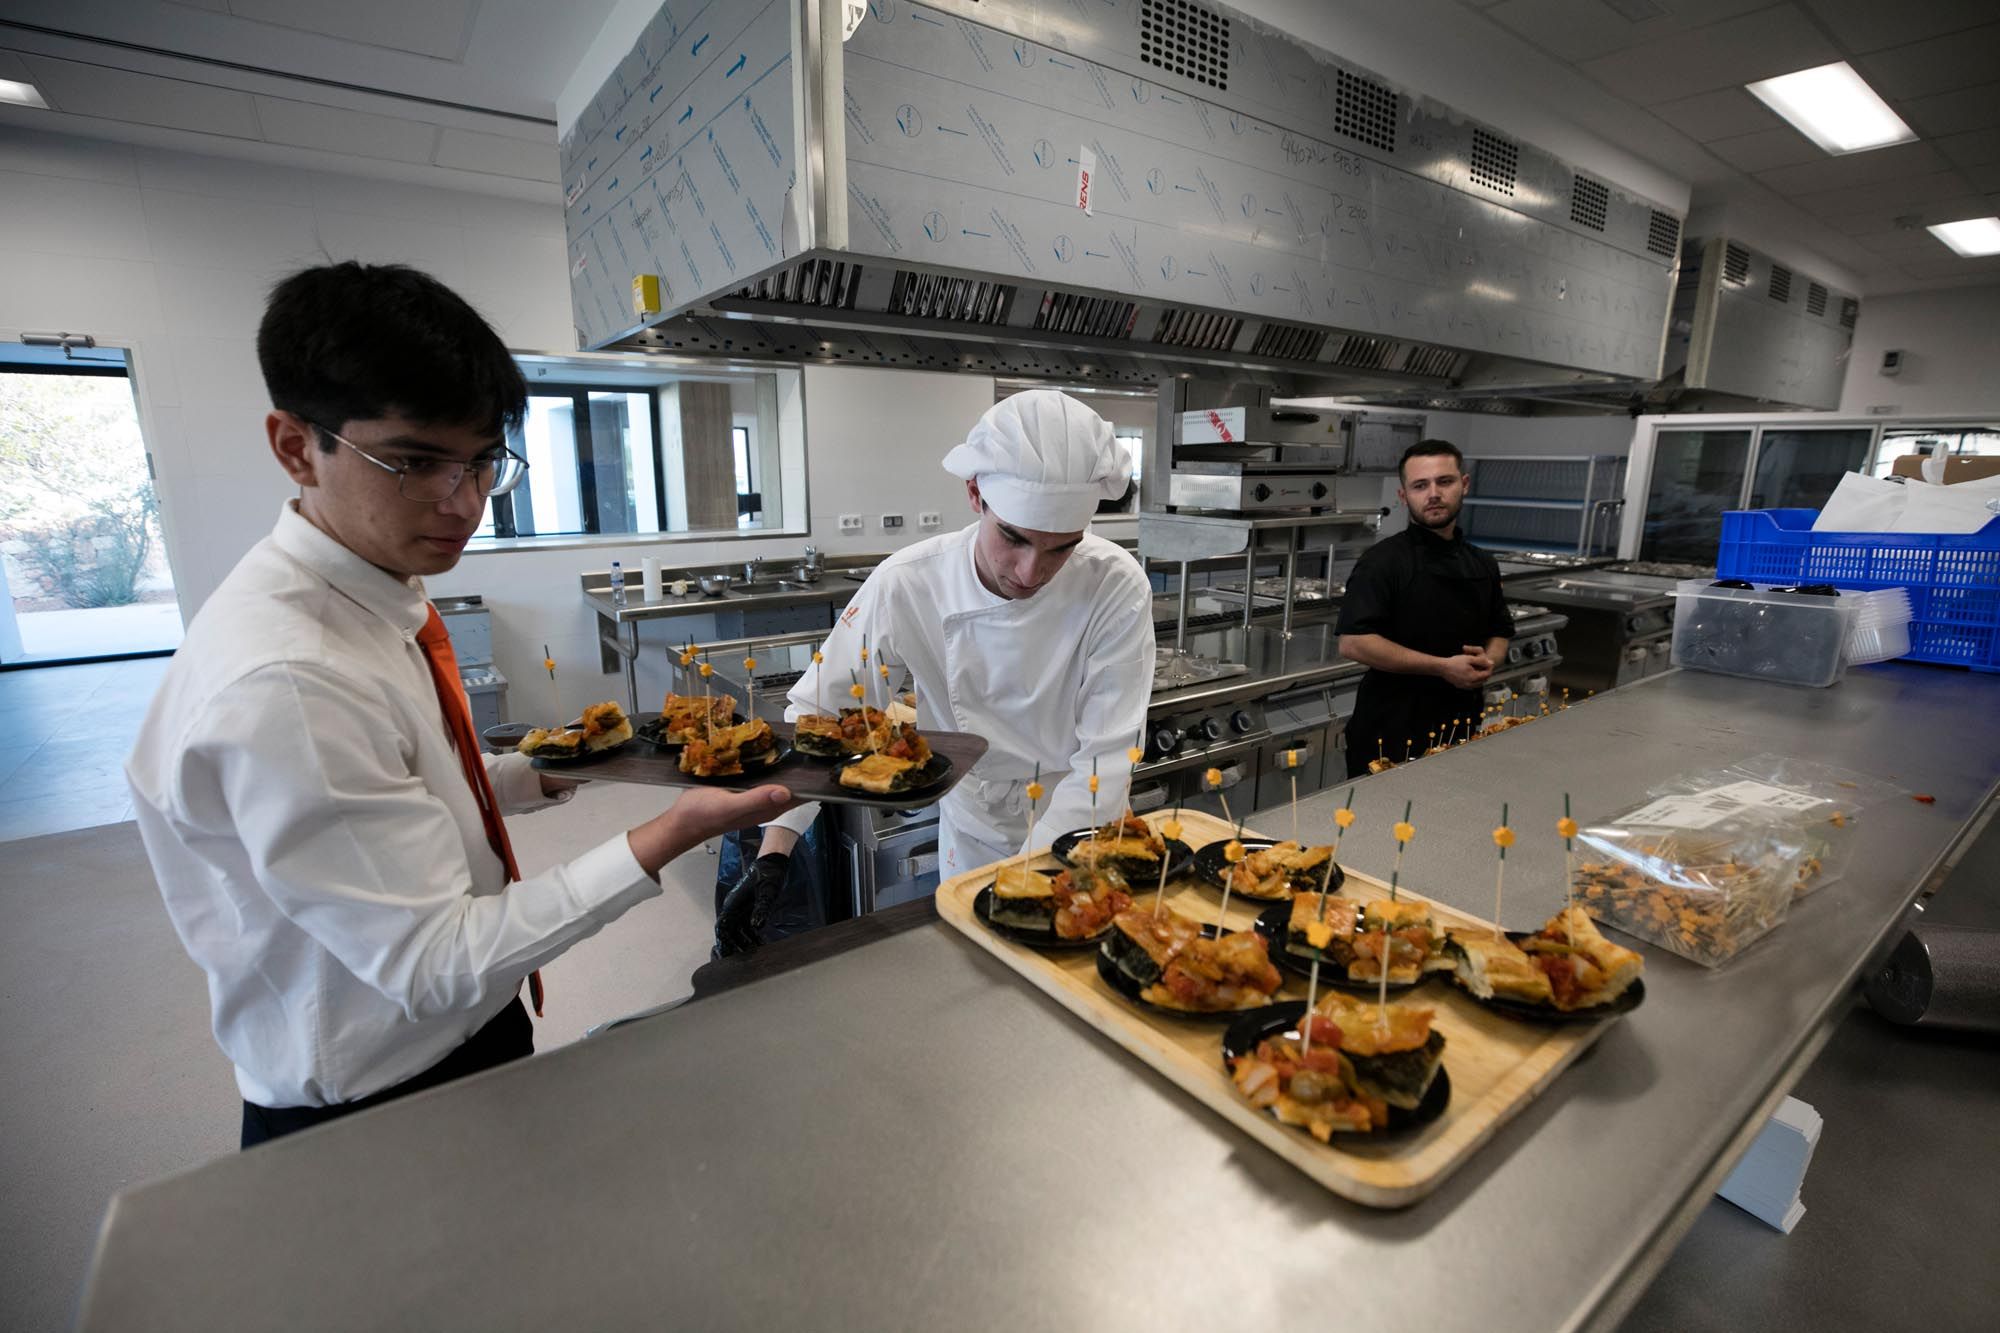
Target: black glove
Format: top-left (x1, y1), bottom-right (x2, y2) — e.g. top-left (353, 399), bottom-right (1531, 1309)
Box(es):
top-left (715, 852), bottom-right (790, 957)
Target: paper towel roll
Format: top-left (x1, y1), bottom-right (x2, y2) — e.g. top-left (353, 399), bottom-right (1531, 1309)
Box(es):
top-left (640, 557), bottom-right (662, 602)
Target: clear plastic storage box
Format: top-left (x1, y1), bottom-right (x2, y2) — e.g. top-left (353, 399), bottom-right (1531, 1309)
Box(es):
top-left (1670, 580), bottom-right (1859, 688)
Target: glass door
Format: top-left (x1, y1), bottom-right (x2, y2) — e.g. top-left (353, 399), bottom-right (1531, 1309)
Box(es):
top-left (1748, 429), bottom-right (1873, 509)
top-left (0, 347), bottom-right (181, 666)
top-left (1639, 429), bottom-right (1752, 564)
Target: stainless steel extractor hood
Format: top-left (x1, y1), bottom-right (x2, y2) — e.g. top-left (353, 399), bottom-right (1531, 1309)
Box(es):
top-left (559, 0), bottom-right (1685, 397)
top-left (1646, 237), bottom-right (1860, 412)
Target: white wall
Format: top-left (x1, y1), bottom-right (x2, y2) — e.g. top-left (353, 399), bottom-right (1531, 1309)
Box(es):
top-left (0, 123), bottom-right (572, 621)
top-left (0, 123), bottom-right (1011, 701)
top-left (1838, 286), bottom-right (2000, 420)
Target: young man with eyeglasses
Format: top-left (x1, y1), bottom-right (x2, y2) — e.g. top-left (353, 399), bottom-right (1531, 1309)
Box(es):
top-left (126, 262), bottom-right (792, 1147)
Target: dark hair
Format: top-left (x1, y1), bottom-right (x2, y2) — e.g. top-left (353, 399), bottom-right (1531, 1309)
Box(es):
top-left (1398, 437), bottom-right (1464, 482)
top-left (257, 262), bottom-right (526, 447)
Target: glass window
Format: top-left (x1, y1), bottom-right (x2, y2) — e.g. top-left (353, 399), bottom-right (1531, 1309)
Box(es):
top-left (479, 365), bottom-right (790, 540)
top-left (1640, 429), bottom-right (1751, 564)
top-left (1871, 426), bottom-right (2000, 477)
top-left (1749, 428), bottom-right (1873, 509)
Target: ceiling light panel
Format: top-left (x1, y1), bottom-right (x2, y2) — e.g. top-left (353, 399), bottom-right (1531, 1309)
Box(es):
top-left (0, 77), bottom-right (48, 109)
top-left (1746, 61), bottom-right (1916, 155)
top-left (1927, 217), bottom-right (2000, 257)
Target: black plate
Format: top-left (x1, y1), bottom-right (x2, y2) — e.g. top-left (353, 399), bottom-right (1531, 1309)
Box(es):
top-left (1252, 901), bottom-right (1434, 993)
top-left (1050, 827), bottom-right (1195, 883)
top-left (1093, 937), bottom-right (1283, 1024)
top-left (832, 749), bottom-right (953, 798)
top-left (635, 710), bottom-right (745, 749)
top-left (676, 740), bottom-right (791, 783)
top-left (973, 879), bottom-right (1118, 951)
top-left (1221, 1002), bottom-right (1452, 1139)
top-left (1448, 934), bottom-right (1648, 1023)
top-left (1191, 838), bottom-right (1345, 901)
top-left (516, 722), bottom-right (636, 764)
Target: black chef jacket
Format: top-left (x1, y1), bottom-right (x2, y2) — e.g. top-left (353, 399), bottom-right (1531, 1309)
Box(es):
top-left (1336, 522), bottom-right (1513, 777)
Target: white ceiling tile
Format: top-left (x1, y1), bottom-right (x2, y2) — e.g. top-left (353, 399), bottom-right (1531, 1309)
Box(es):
top-left (1897, 254), bottom-right (2000, 281)
top-left (1844, 229), bottom-right (1959, 259)
top-left (1854, 22), bottom-right (2000, 101)
top-left (0, 49), bottom-right (33, 84)
top-left (1755, 142), bottom-right (1949, 197)
top-left (1821, 194), bottom-right (1994, 234)
top-left (163, 0), bottom-right (231, 12)
top-left (1483, 0), bottom-right (1771, 65)
top-left (21, 55), bottom-right (260, 139)
top-left (219, 0), bottom-right (475, 62)
top-left (1800, 0), bottom-right (1995, 53)
top-left (1936, 129), bottom-right (2000, 171)
top-left (1791, 172), bottom-right (1981, 217)
top-left (432, 127), bottom-right (558, 183)
top-left (1649, 86), bottom-right (1784, 142)
top-left (1707, 127), bottom-right (1820, 173)
top-left (1959, 162), bottom-right (2000, 195)
top-left (1577, 6), bottom-right (1839, 106)
top-left (1897, 82), bottom-right (2000, 139)
top-left (251, 96), bottom-right (437, 164)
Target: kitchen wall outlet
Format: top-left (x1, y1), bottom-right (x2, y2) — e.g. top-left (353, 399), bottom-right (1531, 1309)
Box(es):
top-left (838, 514), bottom-right (864, 534)
top-left (918, 511), bottom-right (941, 530)
top-left (881, 513), bottom-right (904, 530)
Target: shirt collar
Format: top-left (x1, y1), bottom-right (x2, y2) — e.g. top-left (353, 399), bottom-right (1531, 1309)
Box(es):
top-left (270, 501), bottom-right (430, 636)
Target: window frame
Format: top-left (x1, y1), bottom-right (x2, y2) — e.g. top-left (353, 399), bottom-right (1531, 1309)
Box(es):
top-left (490, 381), bottom-right (660, 540)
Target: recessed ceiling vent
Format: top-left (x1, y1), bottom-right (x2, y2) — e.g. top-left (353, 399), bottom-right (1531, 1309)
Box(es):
top-left (1768, 265), bottom-right (1792, 304)
top-left (1805, 282), bottom-right (1828, 317)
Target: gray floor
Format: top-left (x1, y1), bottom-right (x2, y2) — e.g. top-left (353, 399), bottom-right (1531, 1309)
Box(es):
top-left (0, 661), bottom-right (1994, 1331)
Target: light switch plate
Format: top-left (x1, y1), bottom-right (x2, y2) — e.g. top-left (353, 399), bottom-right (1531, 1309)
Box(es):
top-left (918, 511), bottom-right (941, 530)
top-left (838, 514), bottom-right (864, 533)
top-left (881, 513), bottom-right (904, 530)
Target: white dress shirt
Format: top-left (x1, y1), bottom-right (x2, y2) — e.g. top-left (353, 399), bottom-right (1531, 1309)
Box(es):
top-left (127, 504), bottom-right (660, 1107)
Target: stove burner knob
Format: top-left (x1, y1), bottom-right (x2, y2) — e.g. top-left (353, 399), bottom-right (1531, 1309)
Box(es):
top-left (1310, 482), bottom-right (1328, 500)
top-left (1230, 709), bottom-right (1255, 735)
top-left (1192, 717), bottom-right (1223, 743)
top-left (1151, 726), bottom-right (1179, 756)
top-left (1252, 483), bottom-right (1272, 502)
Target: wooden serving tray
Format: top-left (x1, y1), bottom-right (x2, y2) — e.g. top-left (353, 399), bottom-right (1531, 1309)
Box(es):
top-left (533, 720), bottom-right (989, 810)
top-left (935, 808), bottom-right (1624, 1208)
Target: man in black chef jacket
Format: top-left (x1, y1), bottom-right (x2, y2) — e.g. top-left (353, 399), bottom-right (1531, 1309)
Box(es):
top-left (1337, 439), bottom-right (1512, 778)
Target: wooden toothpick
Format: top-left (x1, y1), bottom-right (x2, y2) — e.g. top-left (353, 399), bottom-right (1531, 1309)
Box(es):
top-left (1492, 802), bottom-right (1514, 941)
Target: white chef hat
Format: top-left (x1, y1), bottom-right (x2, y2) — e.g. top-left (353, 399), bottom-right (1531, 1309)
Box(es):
top-left (941, 390), bottom-right (1130, 532)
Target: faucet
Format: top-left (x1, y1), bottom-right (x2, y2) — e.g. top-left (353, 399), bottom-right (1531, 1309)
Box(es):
top-left (743, 556), bottom-right (764, 583)
top-left (801, 544), bottom-right (823, 574)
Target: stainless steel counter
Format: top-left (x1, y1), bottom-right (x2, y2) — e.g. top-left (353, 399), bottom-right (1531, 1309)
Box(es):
top-left (78, 665), bottom-right (1998, 1332)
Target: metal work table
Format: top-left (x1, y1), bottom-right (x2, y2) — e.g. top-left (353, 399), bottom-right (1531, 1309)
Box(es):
top-left (78, 666), bottom-right (1995, 1332)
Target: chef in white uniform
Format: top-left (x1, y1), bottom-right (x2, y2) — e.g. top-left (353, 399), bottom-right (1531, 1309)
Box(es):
top-left (714, 390), bottom-right (1154, 951)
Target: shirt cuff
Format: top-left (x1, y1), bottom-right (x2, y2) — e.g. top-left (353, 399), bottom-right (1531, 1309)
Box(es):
top-left (765, 800), bottom-right (821, 837)
top-left (559, 832), bottom-right (664, 921)
top-left (485, 751), bottom-right (571, 813)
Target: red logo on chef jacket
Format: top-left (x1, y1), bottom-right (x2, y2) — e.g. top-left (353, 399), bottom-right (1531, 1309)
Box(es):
top-left (842, 605), bottom-right (861, 625)
top-left (1206, 409), bottom-right (1234, 443)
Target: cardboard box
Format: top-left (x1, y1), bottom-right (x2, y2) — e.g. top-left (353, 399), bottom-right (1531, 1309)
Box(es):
top-left (1889, 454), bottom-right (2000, 484)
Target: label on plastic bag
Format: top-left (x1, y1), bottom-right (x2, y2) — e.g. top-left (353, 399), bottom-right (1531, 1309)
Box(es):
top-left (1623, 780), bottom-right (1825, 829)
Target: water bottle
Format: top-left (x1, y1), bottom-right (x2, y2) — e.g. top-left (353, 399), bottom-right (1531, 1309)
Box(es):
top-left (609, 560), bottom-right (626, 606)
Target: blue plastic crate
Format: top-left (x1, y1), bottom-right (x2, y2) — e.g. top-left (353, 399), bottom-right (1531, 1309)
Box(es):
top-left (1715, 509), bottom-right (2000, 672)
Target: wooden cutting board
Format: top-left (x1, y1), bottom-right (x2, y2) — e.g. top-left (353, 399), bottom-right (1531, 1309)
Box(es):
top-left (934, 808), bottom-right (1628, 1209)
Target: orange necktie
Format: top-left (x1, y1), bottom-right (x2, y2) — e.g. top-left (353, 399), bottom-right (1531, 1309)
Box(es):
top-left (417, 605), bottom-right (544, 1017)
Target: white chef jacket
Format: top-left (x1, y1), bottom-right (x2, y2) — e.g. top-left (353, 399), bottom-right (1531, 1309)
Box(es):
top-left (126, 504), bottom-right (660, 1108)
top-left (772, 523), bottom-right (1153, 877)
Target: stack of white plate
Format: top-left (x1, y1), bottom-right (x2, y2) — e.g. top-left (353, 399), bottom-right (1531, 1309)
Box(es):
top-left (1844, 587), bottom-right (1914, 664)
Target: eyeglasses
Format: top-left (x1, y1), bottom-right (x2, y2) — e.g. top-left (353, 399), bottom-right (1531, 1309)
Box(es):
top-left (314, 423), bottom-right (528, 502)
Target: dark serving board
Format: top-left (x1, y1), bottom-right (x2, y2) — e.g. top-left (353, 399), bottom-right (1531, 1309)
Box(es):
top-left (532, 720), bottom-right (989, 810)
